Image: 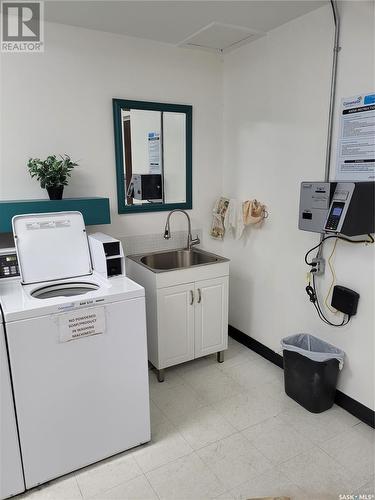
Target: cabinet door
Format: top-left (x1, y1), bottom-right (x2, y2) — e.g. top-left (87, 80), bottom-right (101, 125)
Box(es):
top-left (194, 276), bottom-right (228, 358)
top-left (157, 283), bottom-right (195, 368)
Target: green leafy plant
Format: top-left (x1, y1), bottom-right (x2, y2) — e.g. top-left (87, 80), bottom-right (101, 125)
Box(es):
top-left (27, 154), bottom-right (78, 189)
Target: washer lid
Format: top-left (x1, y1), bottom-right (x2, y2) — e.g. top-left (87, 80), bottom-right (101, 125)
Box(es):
top-left (12, 211), bottom-right (92, 284)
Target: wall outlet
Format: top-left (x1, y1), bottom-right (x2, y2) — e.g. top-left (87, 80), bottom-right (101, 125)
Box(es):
top-left (311, 257), bottom-right (325, 275)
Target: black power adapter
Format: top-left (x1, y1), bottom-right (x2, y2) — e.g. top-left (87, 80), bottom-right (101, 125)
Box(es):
top-left (331, 285), bottom-right (359, 316)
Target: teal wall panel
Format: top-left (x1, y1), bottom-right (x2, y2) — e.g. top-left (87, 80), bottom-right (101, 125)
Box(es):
top-left (0, 198), bottom-right (110, 233)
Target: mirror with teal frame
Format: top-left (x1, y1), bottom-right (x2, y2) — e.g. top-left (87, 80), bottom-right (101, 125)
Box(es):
top-left (113, 99), bottom-right (192, 214)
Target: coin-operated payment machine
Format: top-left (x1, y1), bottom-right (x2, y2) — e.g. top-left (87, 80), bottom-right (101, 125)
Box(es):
top-left (299, 181), bottom-right (374, 236)
top-left (299, 181), bottom-right (374, 327)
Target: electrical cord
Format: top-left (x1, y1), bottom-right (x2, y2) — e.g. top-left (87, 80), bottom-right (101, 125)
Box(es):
top-left (306, 274), bottom-right (349, 327)
top-left (324, 237), bottom-right (339, 313)
top-left (304, 233), bottom-right (373, 326)
top-left (304, 233), bottom-right (374, 266)
top-left (314, 274), bottom-right (350, 326)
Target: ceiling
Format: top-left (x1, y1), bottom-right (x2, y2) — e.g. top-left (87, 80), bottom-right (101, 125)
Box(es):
top-left (45, 1), bottom-right (327, 52)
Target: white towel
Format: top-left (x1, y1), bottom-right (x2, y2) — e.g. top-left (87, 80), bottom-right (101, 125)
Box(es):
top-left (223, 199), bottom-right (236, 231)
top-left (224, 199), bottom-right (244, 240)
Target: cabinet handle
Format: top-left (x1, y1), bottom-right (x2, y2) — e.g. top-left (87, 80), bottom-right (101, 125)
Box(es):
top-left (197, 288), bottom-right (202, 303)
top-left (190, 290), bottom-right (194, 305)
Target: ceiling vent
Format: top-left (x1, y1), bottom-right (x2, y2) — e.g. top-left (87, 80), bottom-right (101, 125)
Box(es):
top-left (178, 22), bottom-right (265, 53)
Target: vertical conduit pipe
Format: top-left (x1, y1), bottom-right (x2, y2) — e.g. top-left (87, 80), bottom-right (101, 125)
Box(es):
top-left (324, 0), bottom-right (341, 182)
top-left (317, 0), bottom-right (341, 257)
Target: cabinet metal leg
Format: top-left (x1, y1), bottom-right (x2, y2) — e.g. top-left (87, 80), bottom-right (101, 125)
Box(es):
top-left (157, 369), bottom-right (165, 383)
top-left (217, 351), bottom-right (224, 363)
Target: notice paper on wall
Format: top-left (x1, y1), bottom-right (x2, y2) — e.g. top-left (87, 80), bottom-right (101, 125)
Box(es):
top-left (148, 131), bottom-right (161, 174)
top-left (335, 92), bottom-right (375, 181)
top-left (59, 307), bottom-right (106, 342)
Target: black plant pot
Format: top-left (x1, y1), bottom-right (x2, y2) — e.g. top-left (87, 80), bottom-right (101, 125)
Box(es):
top-left (47, 186), bottom-right (64, 200)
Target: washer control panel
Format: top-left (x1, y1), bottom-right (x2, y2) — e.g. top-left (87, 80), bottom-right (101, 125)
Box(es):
top-left (0, 250), bottom-right (20, 279)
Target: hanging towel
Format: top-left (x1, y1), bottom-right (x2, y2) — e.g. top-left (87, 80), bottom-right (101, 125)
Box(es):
top-left (210, 197), bottom-right (229, 239)
top-left (243, 199), bottom-right (268, 226)
top-left (223, 199), bottom-right (236, 231)
top-left (224, 199), bottom-right (245, 240)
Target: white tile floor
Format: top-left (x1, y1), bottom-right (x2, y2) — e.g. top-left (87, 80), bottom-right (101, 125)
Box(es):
top-left (20, 337), bottom-right (374, 500)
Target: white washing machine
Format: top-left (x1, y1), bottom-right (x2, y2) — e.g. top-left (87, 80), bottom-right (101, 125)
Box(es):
top-left (1, 212), bottom-right (150, 491)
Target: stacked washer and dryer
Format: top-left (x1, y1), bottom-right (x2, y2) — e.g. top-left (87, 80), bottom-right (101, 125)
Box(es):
top-left (0, 212), bottom-right (150, 499)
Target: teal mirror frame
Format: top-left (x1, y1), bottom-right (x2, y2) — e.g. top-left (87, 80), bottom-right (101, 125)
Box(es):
top-left (113, 98), bottom-right (193, 214)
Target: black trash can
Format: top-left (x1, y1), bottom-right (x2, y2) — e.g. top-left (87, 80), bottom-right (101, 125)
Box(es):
top-left (281, 334), bottom-right (345, 413)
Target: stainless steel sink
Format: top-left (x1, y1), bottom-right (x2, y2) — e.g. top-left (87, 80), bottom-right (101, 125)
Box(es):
top-left (127, 248), bottom-right (228, 273)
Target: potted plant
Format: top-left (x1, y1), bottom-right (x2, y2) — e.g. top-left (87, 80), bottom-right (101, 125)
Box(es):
top-left (27, 154), bottom-right (78, 200)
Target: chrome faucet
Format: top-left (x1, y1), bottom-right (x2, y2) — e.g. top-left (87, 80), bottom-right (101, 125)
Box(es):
top-left (163, 210), bottom-right (200, 250)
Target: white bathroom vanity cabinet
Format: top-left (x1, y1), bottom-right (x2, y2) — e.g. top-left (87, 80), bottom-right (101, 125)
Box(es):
top-left (127, 250), bottom-right (229, 381)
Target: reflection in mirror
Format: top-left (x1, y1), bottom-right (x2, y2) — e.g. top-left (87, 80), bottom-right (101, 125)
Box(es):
top-left (113, 99), bottom-right (192, 214)
top-left (122, 110), bottom-right (186, 205)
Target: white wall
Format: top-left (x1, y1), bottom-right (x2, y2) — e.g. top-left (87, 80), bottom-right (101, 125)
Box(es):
top-left (222, 2), bottom-right (375, 409)
top-left (0, 20), bottom-right (223, 239)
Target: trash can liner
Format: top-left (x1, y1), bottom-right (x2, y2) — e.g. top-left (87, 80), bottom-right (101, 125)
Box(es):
top-left (281, 334), bottom-right (345, 370)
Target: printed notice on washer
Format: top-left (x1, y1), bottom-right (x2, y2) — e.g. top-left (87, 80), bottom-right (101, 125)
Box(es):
top-left (335, 92), bottom-right (375, 181)
top-left (59, 307), bottom-right (106, 342)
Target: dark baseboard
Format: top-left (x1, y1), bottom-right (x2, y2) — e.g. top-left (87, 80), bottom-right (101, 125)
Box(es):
top-left (334, 390), bottom-right (374, 428)
top-left (228, 325), bottom-right (375, 429)
top-left (229, 325), bottom-right (284, 369)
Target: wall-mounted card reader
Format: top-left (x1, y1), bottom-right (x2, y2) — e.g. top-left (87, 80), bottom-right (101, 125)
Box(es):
top-left (299, 181), bottom-right (374, 236)
top-left (325, 203), bottom-right (345, 231)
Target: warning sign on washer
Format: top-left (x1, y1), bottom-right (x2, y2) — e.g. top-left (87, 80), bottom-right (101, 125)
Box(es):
top-left (59, 307), bottom-right (106, 342)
